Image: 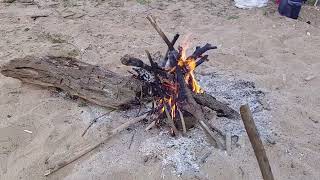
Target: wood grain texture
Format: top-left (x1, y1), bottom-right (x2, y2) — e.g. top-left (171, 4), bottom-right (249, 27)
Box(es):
top-left (0, 56), bottom-right (142, 109)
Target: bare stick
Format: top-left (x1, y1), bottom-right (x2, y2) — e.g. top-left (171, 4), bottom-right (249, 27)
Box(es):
top-left (145, 121), bottom-right (156, 131)
top-left (146, 15), bottom-right (174, 51)
top-left (82, 111), bottom-right (114, 137)
top-left (199, 120), bottom-right (224, 149)
top-left (195, 55), bottom-right (209, 67)
top-left (44, 113), bottom-right (148, 176)
top-left (164, 106), bottom-right (178, 135)
top-left (128, 131), bottom-right (135, 149)
top-left (240, 104), bottom-right (274, 180)
top-left (31, 15), bottom-right (49, 20)
top-left (177, 107), bottom-right (187, 134)
top-left (182, 87), bottom-right (225, 149)
top-left (164, 34), bottom-right (180, 58)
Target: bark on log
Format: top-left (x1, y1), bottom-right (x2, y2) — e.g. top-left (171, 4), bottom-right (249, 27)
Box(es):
top-left (0, 56), bottom-right (142, 109)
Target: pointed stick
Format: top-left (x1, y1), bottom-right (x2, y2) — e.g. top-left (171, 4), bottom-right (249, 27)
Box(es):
top-left (44, 113), bottom-right (148, 176)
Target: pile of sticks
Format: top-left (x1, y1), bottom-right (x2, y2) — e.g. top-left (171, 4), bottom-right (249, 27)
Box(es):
top-left (120, 16), bottom-right (239, 142)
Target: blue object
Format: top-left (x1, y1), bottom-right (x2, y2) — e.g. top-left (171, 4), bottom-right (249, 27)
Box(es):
top-left (278, 0), bottom-right (302, 19)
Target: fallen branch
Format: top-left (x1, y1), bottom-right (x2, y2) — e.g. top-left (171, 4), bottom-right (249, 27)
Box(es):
top-left (44, 113), bottom-right (148, 176)
top-left (240, 104), bottom-right (274, 180)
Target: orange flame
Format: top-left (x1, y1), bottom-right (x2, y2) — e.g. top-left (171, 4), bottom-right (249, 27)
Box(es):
top-left (178, 47), bottom-right (203, 94)
top-left (157, 38), bottom-right (203, 125)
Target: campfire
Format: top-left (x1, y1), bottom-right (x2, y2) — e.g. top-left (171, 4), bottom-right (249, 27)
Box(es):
top-left (120, 16), bottom-right (233, 140)
top-left (0, 15), bottom-right (275, 179)
top-left (0, 15), bottom-right (243, 176)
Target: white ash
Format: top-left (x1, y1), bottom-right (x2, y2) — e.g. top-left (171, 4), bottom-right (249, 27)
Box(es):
top-left (197, 71), bottom-right (272, 139)
top-left (139, 128), bottom-right (214, 176)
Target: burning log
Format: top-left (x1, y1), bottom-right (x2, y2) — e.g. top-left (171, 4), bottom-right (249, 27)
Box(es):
top-left (120, 56), bottom-right (239, 119)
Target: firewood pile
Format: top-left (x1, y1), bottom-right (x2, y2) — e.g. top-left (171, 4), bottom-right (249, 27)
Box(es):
top-left (120, 16), bottom-right (239, 147)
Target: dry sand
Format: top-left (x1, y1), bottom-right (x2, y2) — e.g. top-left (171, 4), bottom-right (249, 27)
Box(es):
top-left (0, 0), bottom-right (320, 180)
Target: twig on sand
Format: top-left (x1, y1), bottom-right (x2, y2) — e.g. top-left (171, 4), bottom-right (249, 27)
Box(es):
top-left (128, 131), bottom-right (136, 149)
top-left (81, 111), bottom-right (114, 137)
top-left (31, 15), bottom-right (49, 20)
top-left (145, 120), bottom-right (156, 131)
top-left (44, 113), bottom-right (148, 176)
top-left (199, 120), bottom-right (224, 149)
top-left (240, 104), bottom-right (274, 180)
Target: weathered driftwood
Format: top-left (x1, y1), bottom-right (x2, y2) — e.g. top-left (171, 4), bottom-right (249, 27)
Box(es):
top-left (0, 56), bottom-right (142, 109)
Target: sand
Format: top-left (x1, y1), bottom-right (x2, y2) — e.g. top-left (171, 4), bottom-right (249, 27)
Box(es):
top-left (0, 0), bottom-right (320, 180)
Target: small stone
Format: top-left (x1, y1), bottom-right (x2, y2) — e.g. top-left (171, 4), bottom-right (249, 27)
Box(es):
top-left (24, 27), bottom-right (30, 31)
top-left (306, 32), bottom-right (311, 36)
top-left (7, 115), bottom-right (12, 118)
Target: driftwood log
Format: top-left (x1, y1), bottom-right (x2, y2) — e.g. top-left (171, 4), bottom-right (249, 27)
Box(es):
top-left (0, 56), bottom-right (142, 109)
